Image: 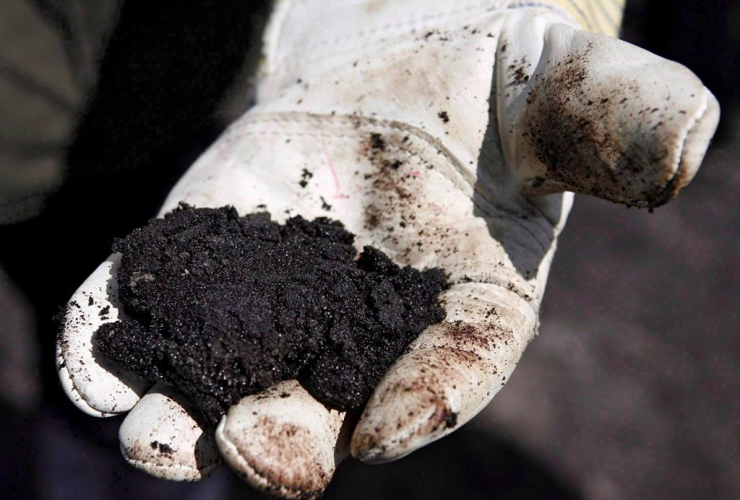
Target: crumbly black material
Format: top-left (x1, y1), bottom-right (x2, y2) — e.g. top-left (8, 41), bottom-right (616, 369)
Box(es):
top-left (94, 205), bottom-right (447, 424)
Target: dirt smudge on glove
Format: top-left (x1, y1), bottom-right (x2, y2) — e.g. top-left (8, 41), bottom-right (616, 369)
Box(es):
top-left (520, 42), bottom-right (678, 207)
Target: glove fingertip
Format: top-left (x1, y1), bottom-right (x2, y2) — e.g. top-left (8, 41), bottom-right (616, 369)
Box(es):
top-left (119, 384), bottom-right (222, 482)
top-left (215, 381), bottom-right (344, 500)
top-left (56, 254), bottom-right (148, 415)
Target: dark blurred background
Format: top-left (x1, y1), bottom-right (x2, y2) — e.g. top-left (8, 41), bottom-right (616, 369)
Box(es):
top-left (0, 1), bottom-right (737, 499)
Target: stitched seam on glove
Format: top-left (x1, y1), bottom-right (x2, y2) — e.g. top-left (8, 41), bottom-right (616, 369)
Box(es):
top-left (445, 281), bottom-right (540, 326)
top-left (649, 92), bottom-right (712, 206)
top-left (57, 343), bottom-right (127, 416)
top-left (121, 450), bottom-right (220, 476)
top-left (218, 426), bottom-right (325, 499)
top-left (443, 263), bottom-right (543, 307)
top-left (57, 361), bottom-right (110, 416)
top-left (231, 112), bottom-right (557, 237)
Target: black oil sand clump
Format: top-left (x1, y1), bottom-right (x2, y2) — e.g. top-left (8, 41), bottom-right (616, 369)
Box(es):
top-left (94, 205), bottom-right (447, 424)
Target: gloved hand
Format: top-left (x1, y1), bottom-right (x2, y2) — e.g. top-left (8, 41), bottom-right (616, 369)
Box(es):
top-left (57, 1), bottom-right (719, 498)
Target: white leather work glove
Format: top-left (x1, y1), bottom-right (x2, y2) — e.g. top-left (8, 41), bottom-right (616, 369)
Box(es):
top-left (57, 1), bottom-right (719, 498)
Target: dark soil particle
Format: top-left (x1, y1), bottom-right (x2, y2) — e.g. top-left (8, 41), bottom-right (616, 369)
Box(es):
top-left (369, 133), bottom-right (386, 151)
top-left (94, 205), bottom-right (447, 424)
top-left (298, 168), bottom-right (313, 188)
top-left (150, 441), bottom-right (174, 456)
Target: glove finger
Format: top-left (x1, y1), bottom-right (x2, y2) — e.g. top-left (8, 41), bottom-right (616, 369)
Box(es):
top-left (499, 17), bottom-right (719, 207)
top-left (56, 253), bottom-right (148, 416)
top-left (351, 283), bottom-right (535, 463)
top-left (119, 383), bottom-right (222, 481)
top-left (215, 380), bottom-right (347, 500)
